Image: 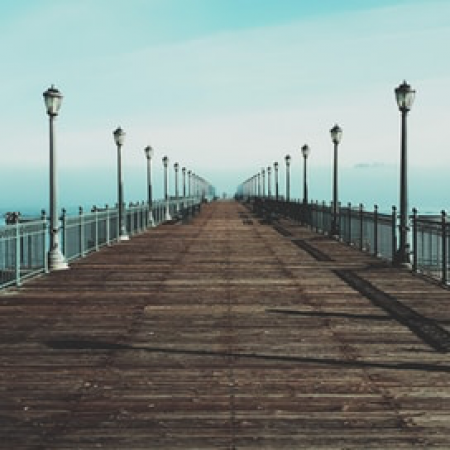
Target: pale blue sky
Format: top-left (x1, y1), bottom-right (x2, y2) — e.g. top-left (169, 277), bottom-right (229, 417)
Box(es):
top-left (1, 0), bottom-right (450, 211)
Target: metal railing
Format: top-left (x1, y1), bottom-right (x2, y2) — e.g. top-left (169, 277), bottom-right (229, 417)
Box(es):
top-left (0, 218), bottom-right (47, 288)
top-left (1, 196), bottom-right (203, 289)
top-left (412, 210), bottom-right (449, 284)
top-left (244, 196), bottom-right (449, 286)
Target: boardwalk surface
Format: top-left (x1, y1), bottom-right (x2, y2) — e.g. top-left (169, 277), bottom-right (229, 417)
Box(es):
top-left (1, 201), bottom-right (450, 449)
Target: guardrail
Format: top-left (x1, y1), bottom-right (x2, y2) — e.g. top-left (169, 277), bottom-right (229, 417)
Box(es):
top-left (1, 197), bottom-right (203, 289)
top-left (244, 196), bottom-right (449, 286)
top-left (412, 210), bottom-right (449, 284)
top-left (0, 218), bottom-right (47, 288)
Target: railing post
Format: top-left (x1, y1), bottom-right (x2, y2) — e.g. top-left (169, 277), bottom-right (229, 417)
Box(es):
top-left (411, 208), bottom-right (418, 273)
top-left (79, 207), bottom-right (85, 257)
top-left (15, 222), bottom-right (21, 287)
top-left (315, 201), bottom-right (319, 233)
top-left (61, 208), bottom-right (67, 257)
top-left (359, 203), bottom-right (364, 251)
top-left (42, 210), bottom-right (49, 273)
top-left (392, 206), bottom-right (397, 263)
top-left (374, 205), bottom-right (379, 257)
top-left (347, 202), bottom-right (352, 245)
top-left (95, 207), bottom-right (99, 252)
top-left (442, 210), bottom-right (447, 285)
top-left (105, 205), bottom-right (111, 246)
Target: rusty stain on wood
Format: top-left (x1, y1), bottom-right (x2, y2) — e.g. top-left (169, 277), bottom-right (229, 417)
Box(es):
top-left (1, 201), bottom-right (450, 448)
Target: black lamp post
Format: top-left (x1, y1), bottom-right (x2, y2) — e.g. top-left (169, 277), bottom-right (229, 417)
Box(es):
top-left (182, 167), bottom-right (186, 198)
top-left (144, 145), bottom-right (155, 227)
top-left (285, 155), bottom-right (291, 201)
top-left (394, 80), bottom-right (416, 266)
top-left (162, 156), bottom-right (171, 221)
top-left (43, 85), bottom-right (68, 270)
top-left (261, 168), bottom-right (266, 197)
top-left (330, 124), bottom-right (342, 237)
top-left (301, 144), bottom-right (310, 205)
top-left (188, 170), bottom-right (192, 196)
top-left (174, 163), bottom-right (179, 198)
top-left (113, 126), bottom-right (129, 241)
top-left (267, 166), bottom-right (272, 198)
top-left (274, 162), bottom-right (279, 201)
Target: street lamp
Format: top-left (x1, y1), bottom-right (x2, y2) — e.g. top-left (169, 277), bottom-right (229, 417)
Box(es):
top-left (113, 126), bottom-right (129, 241)
top-left (188, 170), bottom-right (192, 196)
top-left (285, 155), bottom-right (291, 201)
top-left (182, 167), bottom-right (186, 198)
top-left (301, 144), bottom-right (311, 204)
top-left (330, 124), bottom-right (343, 237)
top-left (144, 145), bottom-right (155, 227)
top-left (163, 156), bottom-right (171, 221)
top-left (267, 166), bottom-right (272, 198)
top-left (261, 168), bottom-right (266, 197)
top-left (394, 80), bottom-right (416, 266)
top-left (274, 162), bottom-right (279, 201)
top-left (257, 172), bottom-right (261, 197)
top-left (43, 85), bottom-right (68, 270)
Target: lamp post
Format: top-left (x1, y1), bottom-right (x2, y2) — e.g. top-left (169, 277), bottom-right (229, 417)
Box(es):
top-left (285, 155), bottom-right (291, 201)
top-left (163, 156), bottom-right (171, 221)
top-left (113, 126), bottom-right (129, 241)
top-left (182, 167), bottom-right (186, 198)
top-left (43, 85), bottom-right (68, 270)
top-left (144, 145), bottom-right (155, 227)
top-left (257, 172), bottom-right (261, 197)
top-left (174, 163), bottom-right (179, 198)
top-left (394, 80), bottom-right (416, 266)
top-left (192, 173), bottom-right (196, 197)
top-left (261, 168), bottom-right (266, 197)
top-left (267, 166), bottom-right (272, 198)
top-left (330, 124), bottom-right (343, 237)
top-left (188, 170), bottom-right (192, 196)
top-left (274, 162), bottom-right (279, 201)
top-left (301, 144), bottom-right (310, 204)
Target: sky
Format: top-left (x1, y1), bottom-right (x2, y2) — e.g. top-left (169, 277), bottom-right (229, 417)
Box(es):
top-left (1, 0), bottom-right (450, 213)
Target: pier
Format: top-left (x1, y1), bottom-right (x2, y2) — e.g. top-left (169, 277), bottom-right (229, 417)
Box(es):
top-left (1, 200), bottom-right (450, 448)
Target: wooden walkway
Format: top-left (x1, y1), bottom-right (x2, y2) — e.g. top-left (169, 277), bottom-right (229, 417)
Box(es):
top-left (1, 201), bottom-right (450, 449)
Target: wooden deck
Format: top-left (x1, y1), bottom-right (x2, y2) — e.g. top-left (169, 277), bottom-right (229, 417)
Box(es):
top-left (1, 200), bottom-right (450, 449)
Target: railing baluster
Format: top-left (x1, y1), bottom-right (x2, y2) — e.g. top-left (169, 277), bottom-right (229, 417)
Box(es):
top-left (80, 207), bottom-right (85, 257)
top-left (392, 206), bottom-right (397, 263)
top-left (15, 222), bottom-right (21, 286)
top-left (374, 205), bottom-right (379, 257)
top-left (359, 203), bottom-right (364, 251)
top-left (442, 210), bottom-right (447, 285)
top-left (412, 208), bottom-right (418, 273)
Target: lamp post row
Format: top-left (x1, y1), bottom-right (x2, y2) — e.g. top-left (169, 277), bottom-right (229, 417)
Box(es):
top-left (241, 80), bottom-right (415, 267)
top-left (43, 85), bottom-right (213, 271)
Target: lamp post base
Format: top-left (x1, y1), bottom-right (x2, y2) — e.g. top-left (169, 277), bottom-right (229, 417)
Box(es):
top-left (393, 250), bottom-right (411, 269)
top-left (330, 221), bottom-right (340, 239)
top-left (165, 206), bottom-right (172, 221)
top-left (148, 211), bottom-right (155, 227)
top-left (48, 249), bottom-right (69, 271)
